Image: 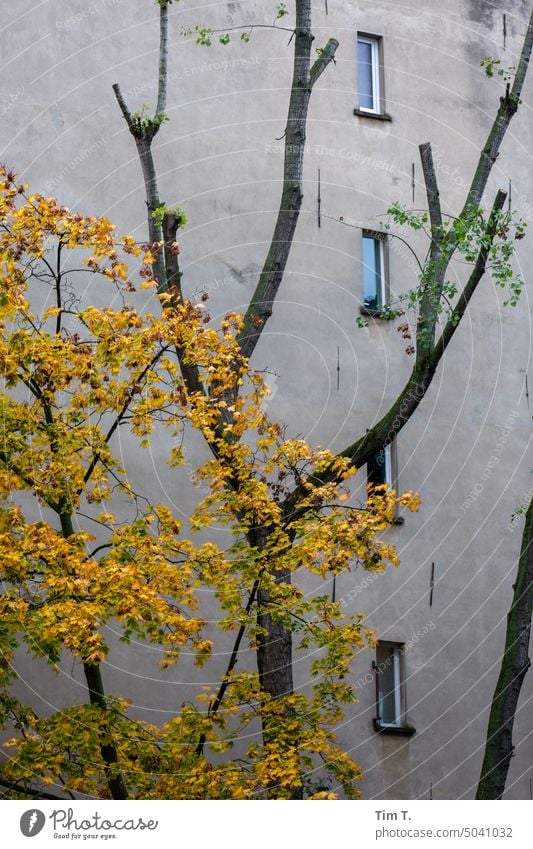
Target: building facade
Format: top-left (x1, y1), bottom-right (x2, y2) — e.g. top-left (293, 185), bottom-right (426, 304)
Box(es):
top-left (2, 0), bottom-right (533, 799)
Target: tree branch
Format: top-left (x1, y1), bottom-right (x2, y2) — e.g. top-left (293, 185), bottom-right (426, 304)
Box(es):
top-left (309, 38), bottom-right (338, 88)
top-left (236, 1), bottom-right (338, 361)
top-left (416, 141), bottom-right (446, 361)
top-left (0, 777), bottom-right (66, 801)
top-left (58, 511), bottom-right (129, 800)
top-left (81, 344), bottom-right (171, 489)
top-left (477, 494), bottom-right (533, 798)
top-left (461, 9), bottom-right (533, 218)
top-left (111, 83), bottom-right (134, 132)
top-left (434, 189), bottom-right (507, 359)
top-left (112, 81), bottom-right (165, 284)
top-left (195, 579), bottom-right (260, 756)
top-left (156, 0), bottom-right (169, 118)
top-left (162, 211), bottom-right (205, 397)
top-left (281, 190), bottom-right (508, 518)
top-left (297, 13), bottom-right (533, 495)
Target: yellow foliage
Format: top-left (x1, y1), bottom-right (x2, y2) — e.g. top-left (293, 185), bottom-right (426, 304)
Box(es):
top-left (0, 168), bottom-right (419, 801)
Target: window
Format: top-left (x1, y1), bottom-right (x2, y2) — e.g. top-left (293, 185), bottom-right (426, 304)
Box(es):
top-left (355, 34), bottom-right (391, 121)
top-left (375, 642), bottom-right (401, 726)
top-left (357, 35), bottom-right (381, 114)
top-left (367, 440), bottom-right (404, 523)
top-left (367, 443), bottom-right (392, 489)
top-left (362, 231), bottom-right (387, 313)
top-left (373, 642), bottom-right (415, 734)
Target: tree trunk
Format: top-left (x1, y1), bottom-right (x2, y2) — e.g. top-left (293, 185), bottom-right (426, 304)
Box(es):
top-left (59, 511), bottom-right (129, 800)
top-left (256, 573), bottom-right (295, 702)
top-left (237, 2), bottom-right (337, 360)
top-left (84, 663), bottom-right (129, 800)
top-left (135, 134), bottom-right (166, 289)
top-left (476, 496), bottom-right (533, 799)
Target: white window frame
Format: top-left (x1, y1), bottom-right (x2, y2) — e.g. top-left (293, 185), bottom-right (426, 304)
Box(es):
top-left (357, 35), bottom-right (381, 114)
top-left (376, 643), bottom-right (403, 728)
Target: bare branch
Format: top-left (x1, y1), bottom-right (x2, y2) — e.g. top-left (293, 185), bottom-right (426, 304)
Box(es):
top-left (162, 211), bottom-right (205, 398)
top-left (111, 83), bottom-right (134, 132)
top-left (0, 777), bottom-right (66, 801)
top-left (281, 190), bottom-right (508, 517)
top-left (476, 494), bottom-right (533, 799)
top-left (309, 38), bottom-right (339, 88)
top-left (195, 579), bottom-right (260, 757)
top-left (434, 189), bottom-right (507, 359)
top-left (416, 141), bottom-right (445, 360)
top-left (237, 2), bottom-right (338, 361)
top-left (156, 0), bottom-right (169, 117)
top-left (461, 9), bottom-right (533, 217)
top-left (419, 142), bottom-right (443, 234)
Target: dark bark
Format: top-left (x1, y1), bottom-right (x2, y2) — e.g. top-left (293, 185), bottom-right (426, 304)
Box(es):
top-left (161, 211), bottom-right (205, 397)
top-left (252, 527), bottom-right (302, 799)
top-left (476, 497), bottom-right (533, 799)
top-left (256, 568), bottom-right (302, 799)
top-left (60, 512), bottom-right (129, 800)
top-left (112, 1), bottom-right (170, 290)
top-left (256, 572), bottom-right (295, 699)
top-left (83, 663), bottom-right (129, 800)
top-left (195, 580), bottom-right (260, 757)
top-left (416, 141), bottom-right (446, 361)
top-left (0, 778), bottom-right (66, 801)
top-left (462, 8), bottom-right (533, 219)
top-left (112, 83), bottom-right (167, 290)
top-left (236, 5), bottom-right (336, 799)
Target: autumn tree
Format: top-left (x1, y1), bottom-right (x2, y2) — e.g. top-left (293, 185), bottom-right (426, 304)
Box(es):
top-left (0, 169), bottom-right (420, 800)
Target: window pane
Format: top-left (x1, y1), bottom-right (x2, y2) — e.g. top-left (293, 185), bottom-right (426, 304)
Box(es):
top-left (358, 39), bottom-right (375, 110)
top-left (377, 645), bottom-right (399, 725)
top-left (362, 236), bottom-right (382, 310)
top-left (368, 448), bottom-right (387, 486)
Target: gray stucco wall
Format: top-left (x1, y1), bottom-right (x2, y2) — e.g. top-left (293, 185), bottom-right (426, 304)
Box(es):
top-left (1, 0), bottom-right (533, 799)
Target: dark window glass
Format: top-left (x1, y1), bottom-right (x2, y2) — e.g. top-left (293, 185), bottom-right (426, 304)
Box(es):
top-left (368, 447), bottom-right (387, 487)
